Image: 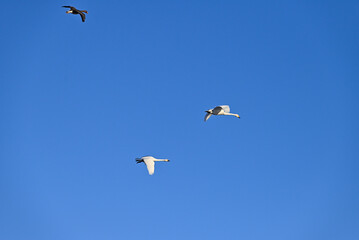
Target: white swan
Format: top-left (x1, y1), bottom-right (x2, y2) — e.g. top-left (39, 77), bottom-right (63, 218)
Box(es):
top-left (204, 105), bottom-right (240, 121)
top-left (136, 156), bottom-right (170, 175)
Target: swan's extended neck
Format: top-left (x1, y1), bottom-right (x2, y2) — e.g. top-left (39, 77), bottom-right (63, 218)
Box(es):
top-left (223, 112), bottom-right (240, 118)
top-left (154, 158), bottom-right (170, 162)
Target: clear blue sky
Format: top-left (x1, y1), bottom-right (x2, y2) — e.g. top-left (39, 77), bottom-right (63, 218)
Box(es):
top-left (1, 1), bottom-right (358, 239)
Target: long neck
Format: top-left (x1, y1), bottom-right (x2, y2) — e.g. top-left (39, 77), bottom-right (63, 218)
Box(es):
top-left (223, 112), bottom-right (239, 117)
top-left (154, 158), bottom-right (168, 162)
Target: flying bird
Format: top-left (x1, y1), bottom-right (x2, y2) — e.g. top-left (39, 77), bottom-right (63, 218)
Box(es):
top-left (62, 6), bottom-right (88, 22)
top-left (136, 156), bottom-right (170, 175)
top-left (204, 105), bottom-right (240, 121)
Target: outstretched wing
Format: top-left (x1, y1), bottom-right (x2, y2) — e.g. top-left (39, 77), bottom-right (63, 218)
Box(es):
top-left (144, 159), bottom-right (155, 175)
top-left (219, 105), bottom-right (230, 113)
top-left (79, 12), bottom-right (86, 22)
top-left (204, 113), bottom-right (212, 122)
top-left (62, 6), bottom-right (74, 9)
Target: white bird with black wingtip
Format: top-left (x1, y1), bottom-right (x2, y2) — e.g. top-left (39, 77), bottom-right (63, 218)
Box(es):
top-left (204, 105), bottom-right (240, 121)
top-left (136, 156), bottom-right (170, 175)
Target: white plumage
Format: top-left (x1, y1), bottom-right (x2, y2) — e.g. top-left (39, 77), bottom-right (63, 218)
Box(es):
top-left (204, 105), bottom-right (240, 121)
top-left (136, 156), bottom-right (170, 175)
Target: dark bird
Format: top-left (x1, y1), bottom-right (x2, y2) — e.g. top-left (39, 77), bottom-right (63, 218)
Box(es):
top-left (62, 6), bottom-right (88, 22)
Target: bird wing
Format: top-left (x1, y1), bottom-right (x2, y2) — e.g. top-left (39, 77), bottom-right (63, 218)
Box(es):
top-left (62, 6), bottom-right (74, 9)
top-left (204, 112), bottom-right (212, 121)
top-left (219, 105), bottom-right (230, 113)
top-left (144, 159), bottom-right (155, 175)
top-left (79, 12), bottom-right (86, 22)
top-left (213, 106), bottom-right (223, 114)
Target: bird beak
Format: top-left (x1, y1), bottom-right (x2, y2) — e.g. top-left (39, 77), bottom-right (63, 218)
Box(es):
top-left (167, 159), bottom-right (170, 162)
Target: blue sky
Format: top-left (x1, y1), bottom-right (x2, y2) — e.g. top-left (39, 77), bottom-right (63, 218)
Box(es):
top-left (1, 1), bottom-right (358, 239)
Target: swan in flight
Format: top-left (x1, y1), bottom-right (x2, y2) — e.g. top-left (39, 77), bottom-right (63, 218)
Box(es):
top-left (204, 105), bottom-right (240, 121)
top-left (136, 156), bottom-right (170, 175)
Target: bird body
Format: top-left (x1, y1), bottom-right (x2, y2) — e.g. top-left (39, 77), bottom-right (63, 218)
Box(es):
top-left (136, 156), bottom-right (170, 175)
top-left (62, 6), bottom-right (88, 22)
top-left (204, 105), bottom-right (240, 121)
